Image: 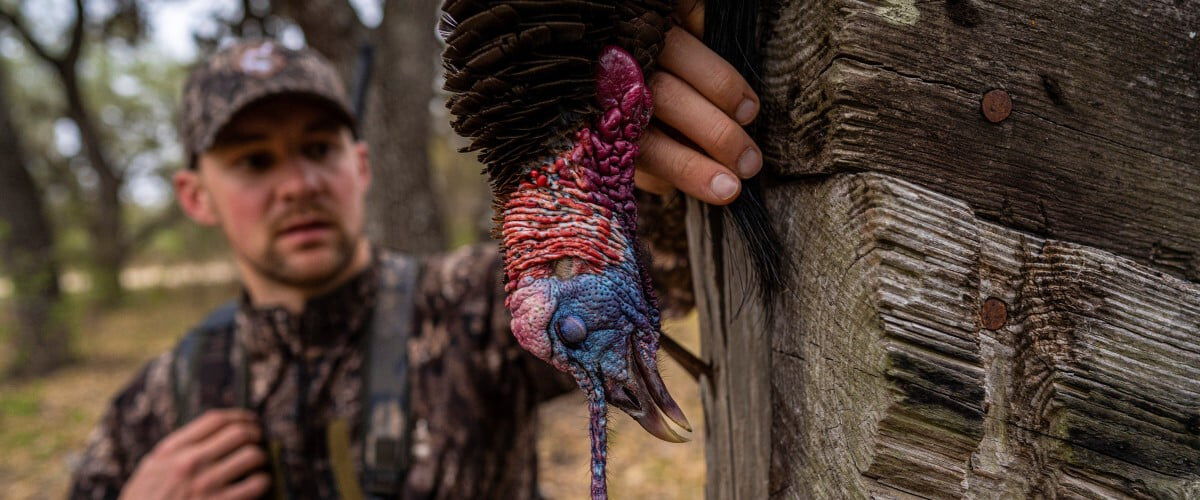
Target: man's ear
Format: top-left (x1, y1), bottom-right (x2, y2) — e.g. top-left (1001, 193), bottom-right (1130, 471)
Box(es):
top-left (355, 141), bottom-right (371, 189)
top-left (173, 168), bottom-right (219, 226)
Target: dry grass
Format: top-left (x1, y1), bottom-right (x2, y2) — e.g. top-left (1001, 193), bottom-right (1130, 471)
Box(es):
top-left (0, 287), bottom-right (705, 499)
top-left (0, 285), bottom-right (236, 500)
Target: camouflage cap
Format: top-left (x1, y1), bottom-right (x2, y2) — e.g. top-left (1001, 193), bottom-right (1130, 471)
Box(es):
top-left (179, 39), bottom-right (356, 167)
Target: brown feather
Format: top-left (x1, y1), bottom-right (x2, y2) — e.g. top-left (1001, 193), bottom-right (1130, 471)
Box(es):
top-left (440, 0), bottom-right (674, 198)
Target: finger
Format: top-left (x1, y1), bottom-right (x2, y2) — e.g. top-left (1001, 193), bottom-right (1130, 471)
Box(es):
top-left (649, 72), bottom-right (762, 178)
top-left (659, 27), bottom-right (759, 125)
top-left (217, 472), bottom-right (271, 500)
top-left (634, 169), bottom-right (674, 195)
top-left (189, 421), bottom-right (262, 466)
top-left (158, 409), bottom-right (256, 453)
top-left (638, 126), bottom-right (741, 205)
top-left (674, 0), bottom-right (705, 36)
top-left (193, 445), bottom-right (267, 494)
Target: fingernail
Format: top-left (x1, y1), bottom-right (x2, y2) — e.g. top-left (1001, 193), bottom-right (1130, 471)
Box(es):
top-left (711, 173), bottom-right (740, 200)
top-left (735, 98), bottom-right (758, 124)
top-left (737, 148), bottom-right (761, 177)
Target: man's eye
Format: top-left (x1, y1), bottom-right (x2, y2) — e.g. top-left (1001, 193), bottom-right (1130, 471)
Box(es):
top-left (301, 142), bottom-right (332, 161)
top-left (240, 152), bottom-right (275, 171)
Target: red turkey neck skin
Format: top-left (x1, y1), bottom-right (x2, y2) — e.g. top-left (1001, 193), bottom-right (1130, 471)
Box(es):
top-left (500, 46), bottom-right (673, 500)
top-left (500, 46), bottom-right (652, 293)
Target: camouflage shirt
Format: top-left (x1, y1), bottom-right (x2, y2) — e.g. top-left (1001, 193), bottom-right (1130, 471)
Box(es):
top-left (68, 243), bottom-right (575, 499)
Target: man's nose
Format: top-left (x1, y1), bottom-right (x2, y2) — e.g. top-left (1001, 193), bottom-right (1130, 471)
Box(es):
top-left (276, 155), bottom-right (325, 201)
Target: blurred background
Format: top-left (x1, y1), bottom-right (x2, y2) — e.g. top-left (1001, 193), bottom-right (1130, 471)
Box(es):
top-left (0, 0), bottom-right (703, 497)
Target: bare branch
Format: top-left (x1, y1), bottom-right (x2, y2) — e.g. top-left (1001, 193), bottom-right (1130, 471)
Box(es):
top-left (64, 0), bottom-right (86, 66)
top-left (0, 6), bottom-right (62, 67)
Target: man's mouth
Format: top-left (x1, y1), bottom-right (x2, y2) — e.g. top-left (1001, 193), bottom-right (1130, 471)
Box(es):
top-left (276, 216), bottom-right (335, 242)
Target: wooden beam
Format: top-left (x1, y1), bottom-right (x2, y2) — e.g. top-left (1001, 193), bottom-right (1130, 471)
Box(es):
top-left (686, 198), bottom-right (772, 499)
top-left (762, 172), bottom-right (1200, 498)
top-left (759, 0), bottom-right (1200, 281)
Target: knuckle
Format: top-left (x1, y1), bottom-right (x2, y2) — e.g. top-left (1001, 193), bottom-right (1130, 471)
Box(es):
top-left (247, 473), bottom-right (272, 493)
top-left (712, 72), bottom-right (744, 110)
top-left (169, 463), bottom-right (193, 486)
top-left (176, 453), bottom-right (201, 476)
top-left (243, 445), bottom-right (267, 466)
top-left (648, 71), bottom-right (671, 94)
top-left (672, 152), bottom-right (703, 181)
top-left (708, 119), bottom-right (739, 152)
top-left (662, 27), bottom-right (686, 53)
top-left (234, 425), bottom-right (256, 443)
top-left (191, 476), bottom-right (213, 495)
top-left (651, 75), bottom-right (684, 108)
top-left (637, 128), bottom-right (662, 153)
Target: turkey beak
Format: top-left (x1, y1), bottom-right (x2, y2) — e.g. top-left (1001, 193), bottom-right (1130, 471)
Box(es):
top-left (606, 346), bottom-right (692, 443)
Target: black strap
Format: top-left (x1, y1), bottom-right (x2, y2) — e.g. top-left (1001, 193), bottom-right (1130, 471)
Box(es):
top-left (171, 300), bottom-right (239, 428)
top-left (170, 254), bottom-right (418, 497)
top-left (361, 255), bottom-right (419, 497)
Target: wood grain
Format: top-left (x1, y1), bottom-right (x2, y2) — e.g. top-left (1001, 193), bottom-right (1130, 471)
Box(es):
top-left (686, 198), bottom-right (772, 500)
top-left (759, 0), bottom-right (1200, 281)
top-left (763, 173), bottom-right (1200, 498)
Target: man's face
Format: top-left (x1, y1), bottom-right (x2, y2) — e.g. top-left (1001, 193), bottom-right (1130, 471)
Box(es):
top-left (175, 97), bottom-right (370, 289)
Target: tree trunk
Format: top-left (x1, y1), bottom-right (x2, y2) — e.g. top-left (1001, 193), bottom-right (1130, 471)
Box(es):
top-left (60, 53), bottom-right (125, 305)
top-left (690, 0), bottom-right (1200, 497)
top-left (279, 0), bottom-right (446, 254)
top-left (0, 63), bottom-right (72, 377)
top-left (361, 0), bottom-right (445, 253)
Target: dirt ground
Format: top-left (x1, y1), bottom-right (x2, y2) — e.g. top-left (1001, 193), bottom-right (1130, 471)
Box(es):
top-left (0, 285), bottom-right (704, 499)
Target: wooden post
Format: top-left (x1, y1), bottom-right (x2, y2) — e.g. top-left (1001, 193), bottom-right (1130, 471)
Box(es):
top-left (689, 0), bottom-right (1200, 497)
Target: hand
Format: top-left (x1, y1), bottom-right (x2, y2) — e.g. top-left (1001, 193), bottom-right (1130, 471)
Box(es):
top-left (635, 0), bottom-right (761, 205)
top-left (120, 409), bottom-right (270, 500)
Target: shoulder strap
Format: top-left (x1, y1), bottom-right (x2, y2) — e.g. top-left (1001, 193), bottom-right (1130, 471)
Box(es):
top-left (171, 300), bottom-right (240, 428)
top-left (359, 253), bottom-right (419, 497)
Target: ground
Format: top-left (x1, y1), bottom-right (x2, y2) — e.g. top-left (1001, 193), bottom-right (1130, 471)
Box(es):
top-left (0, 284), bottom-right (704, 499)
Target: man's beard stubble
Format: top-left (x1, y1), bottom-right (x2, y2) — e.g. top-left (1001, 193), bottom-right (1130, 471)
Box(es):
top-left (251, 204), bottom-right (360, 289)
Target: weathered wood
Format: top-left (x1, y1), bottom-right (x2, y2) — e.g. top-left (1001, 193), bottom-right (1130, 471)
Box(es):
top-left (686, 198), bottom-right (771, 500)
top-left (759, 0), bottom-right (1200, 281)
top-left (763, 172), bottom-right (1200, 499)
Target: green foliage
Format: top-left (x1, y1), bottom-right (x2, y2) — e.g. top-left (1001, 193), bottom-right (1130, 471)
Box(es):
top-left (0, 5), bottom-right (214, 270)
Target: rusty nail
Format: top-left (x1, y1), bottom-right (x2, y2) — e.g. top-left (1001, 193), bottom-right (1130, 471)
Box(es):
top-left (981, 297), bottom-right (1008, 330)
top-left (981, 89), bottom-right (1012, 123)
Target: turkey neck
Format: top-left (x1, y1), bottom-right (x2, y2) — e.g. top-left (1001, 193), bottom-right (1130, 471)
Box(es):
top-left (499, 49), bottom-right (650, 290)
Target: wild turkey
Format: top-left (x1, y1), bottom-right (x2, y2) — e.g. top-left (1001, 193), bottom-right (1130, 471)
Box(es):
top-left (439, 1), bottom-right (782, 497)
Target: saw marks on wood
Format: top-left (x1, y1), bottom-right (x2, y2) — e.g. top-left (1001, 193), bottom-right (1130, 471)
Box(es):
top-left (766, 173), bottom-right (1200, 499)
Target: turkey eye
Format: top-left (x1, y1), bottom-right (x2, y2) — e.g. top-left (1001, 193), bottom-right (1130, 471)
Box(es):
top-left (557, 316), bottom-right (588, 345)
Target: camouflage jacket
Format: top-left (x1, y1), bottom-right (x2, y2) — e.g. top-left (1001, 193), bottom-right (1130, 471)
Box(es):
top-left (68, 244), bottom-right (575, 499)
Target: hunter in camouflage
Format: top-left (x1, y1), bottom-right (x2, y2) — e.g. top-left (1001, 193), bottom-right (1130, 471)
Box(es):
top-left (68, 0), bottom-right (762, 493)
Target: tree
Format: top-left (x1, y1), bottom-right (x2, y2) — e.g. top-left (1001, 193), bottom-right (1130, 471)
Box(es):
top-left (0, 59), bottom-right (71, 377)
top-left (0, 0), bottom-right (181, 305)
top-left (272, 0), bottom-right (447, 254)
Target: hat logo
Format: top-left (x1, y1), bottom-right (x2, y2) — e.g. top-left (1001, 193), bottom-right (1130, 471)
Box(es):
top-left (238, 42), bottom-right (284, 77)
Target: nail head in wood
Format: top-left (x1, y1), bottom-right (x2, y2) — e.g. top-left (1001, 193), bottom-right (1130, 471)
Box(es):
top-left (980, 297), bottom-right (1008, 330)
top-left (981, 89), bottom-right (1012, 123)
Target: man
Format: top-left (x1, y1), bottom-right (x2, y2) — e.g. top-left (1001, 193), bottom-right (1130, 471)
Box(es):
top-left (68, 5), bottom-right (762, 499)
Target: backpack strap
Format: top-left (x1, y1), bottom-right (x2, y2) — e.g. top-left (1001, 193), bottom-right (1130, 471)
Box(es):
top-left (358, 254), bottom-right (419, 498)
top-left (171, 300), bottom-right (240, 428)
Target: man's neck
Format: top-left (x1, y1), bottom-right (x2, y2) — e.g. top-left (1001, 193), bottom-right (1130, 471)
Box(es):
top-left (237, 240), bottom-right (373, 313)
